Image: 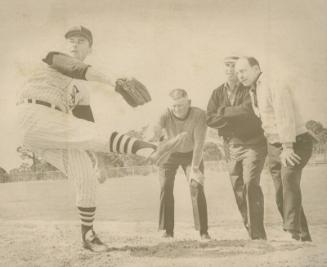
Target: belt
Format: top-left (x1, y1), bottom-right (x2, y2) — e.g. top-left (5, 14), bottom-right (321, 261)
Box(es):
top-left (18, 99), bottom-right (63, 112)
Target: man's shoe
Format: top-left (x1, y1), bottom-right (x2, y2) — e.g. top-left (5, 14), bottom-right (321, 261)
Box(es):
top-left (149, 132), bottom-right (187, 166)
top-left (200, 232), bottom-right (211, 241)
top-left (83, 230), bottom-right (109, 252)
top-left (300, 232), bottom-right (312, 242)
top-left (162, 231), bottom-right (174, 238)
top-left (288, 230), bottom-right (301, 241)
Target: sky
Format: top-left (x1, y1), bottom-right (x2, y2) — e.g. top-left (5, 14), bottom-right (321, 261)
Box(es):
top-left (0, 0), bottom-right (326, 170)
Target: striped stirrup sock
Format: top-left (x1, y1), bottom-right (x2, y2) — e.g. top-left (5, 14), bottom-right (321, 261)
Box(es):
top-left (78, 206), bottom-right (96, 240)
top-left (109, 132), bottom-right (156, 156)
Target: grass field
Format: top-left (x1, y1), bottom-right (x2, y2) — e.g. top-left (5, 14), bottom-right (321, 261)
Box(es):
top-left (0, 165), bottom-right (327, 267)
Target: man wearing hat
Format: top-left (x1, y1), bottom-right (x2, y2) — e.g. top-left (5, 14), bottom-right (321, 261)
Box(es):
top-left (64, 26), bottom-right (109, 249)
top-left (63, 26), bottom-right (94, 112)
top-left (65, 27), bottom-right (105, 181)
top-left (16, 25), bottom-right (186, 252)
top-left (206, 56), bottom-right (267, 240)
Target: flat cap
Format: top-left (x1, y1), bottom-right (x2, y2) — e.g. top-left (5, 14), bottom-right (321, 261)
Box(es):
top-left (65, 25), bottom-right (93, 46)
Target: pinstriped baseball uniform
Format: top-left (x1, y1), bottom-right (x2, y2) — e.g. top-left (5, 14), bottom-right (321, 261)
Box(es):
top-left (71, 81), bottom-right (102, 180)
top-left (16, 53), bottom-right (142, 207)
top-left (22, 26), bottom-right (168, 251)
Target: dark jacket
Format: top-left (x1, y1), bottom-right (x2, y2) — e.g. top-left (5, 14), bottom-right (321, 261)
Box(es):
top-left (206, 83), bottom-right (264, 144)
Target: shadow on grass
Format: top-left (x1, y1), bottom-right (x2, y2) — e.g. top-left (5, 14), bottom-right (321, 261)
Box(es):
top-left (106, 239), bottom-right (306, 258)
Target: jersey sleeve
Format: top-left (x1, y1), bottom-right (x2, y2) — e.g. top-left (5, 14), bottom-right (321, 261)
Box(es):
top-left (271, 81), bottom-right (297, 143)
top-left (206, 88), bottom-right (228, 129)
top-left (42, 51), bottom-right (90, 80)
top-left (72, 105), bottom-right (95, 122)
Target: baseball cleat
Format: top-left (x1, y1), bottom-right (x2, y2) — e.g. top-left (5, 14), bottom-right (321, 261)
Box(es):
top-left (149, 132), bottom-right (187, 166)
top-left (83, 230), bottom-right (109, 252)
top-left (305, 120), bottom-right (327, 144)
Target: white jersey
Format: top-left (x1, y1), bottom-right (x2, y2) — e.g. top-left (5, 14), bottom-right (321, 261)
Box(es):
top-left (16, 56), bottom-right (99, 207)
top-left (18, 63), bottom-right (86, 112)
top-left (16, 52), bottom-right (141, 207)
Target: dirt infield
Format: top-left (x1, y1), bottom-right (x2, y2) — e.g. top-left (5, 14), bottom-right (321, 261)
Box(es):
top-left (0, 221), bottom-right (326, 267)
top-left (0, 166), bottom-right (326, 266)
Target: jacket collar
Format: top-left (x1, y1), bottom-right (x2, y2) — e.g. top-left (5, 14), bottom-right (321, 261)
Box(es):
top-left (251, 72), bottom-right (263, 91)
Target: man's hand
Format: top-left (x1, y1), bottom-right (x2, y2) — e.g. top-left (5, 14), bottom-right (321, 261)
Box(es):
top-left (190, 179), bottom-right (200, 188)
top-left (280, 148), bottom-right (301, 167)
top-left (188, 167), bottom-right (204, 185)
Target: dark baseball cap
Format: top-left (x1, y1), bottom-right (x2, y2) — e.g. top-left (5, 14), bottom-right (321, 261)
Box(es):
top-left (65, 25), bottom-right (93, 46)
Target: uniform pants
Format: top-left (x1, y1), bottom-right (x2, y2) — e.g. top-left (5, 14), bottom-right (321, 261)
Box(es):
top-left (16, 104), bottom-right (131, 207)
top-left (267, 133), bottom-right (313, 236)
top-left (225, 140), bottom-right (267, 239)
top-left (158, 151), bottom-right (208, 234)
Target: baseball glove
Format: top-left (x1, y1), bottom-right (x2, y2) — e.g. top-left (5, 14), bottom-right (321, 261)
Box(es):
top-left (115, 78), bottom-right (151, 107)
top-left (305, 120), bottom-right (327, 144)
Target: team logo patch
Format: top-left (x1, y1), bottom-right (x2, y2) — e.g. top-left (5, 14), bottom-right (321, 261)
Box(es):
top-left (68, 85), bottom-right (80, 110)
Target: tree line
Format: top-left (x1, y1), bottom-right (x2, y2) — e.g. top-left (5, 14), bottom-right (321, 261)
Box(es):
top-left (0, 127), bottom-right (325, 183)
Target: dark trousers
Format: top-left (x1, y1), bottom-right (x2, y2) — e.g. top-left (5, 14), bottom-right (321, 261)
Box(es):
top-left (267, 133), bottom-right (313, 236)
top-left (158, 151), bottom-right (208, 234)
top-left (225, 140), bottom-right (267, 239)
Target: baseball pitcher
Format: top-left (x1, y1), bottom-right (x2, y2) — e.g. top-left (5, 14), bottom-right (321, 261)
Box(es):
top-left (16, 26), bottom-right (186, 252)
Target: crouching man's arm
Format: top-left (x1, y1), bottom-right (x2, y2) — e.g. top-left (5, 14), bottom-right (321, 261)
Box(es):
top-left (190, 112), bottom-right (207, 185)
